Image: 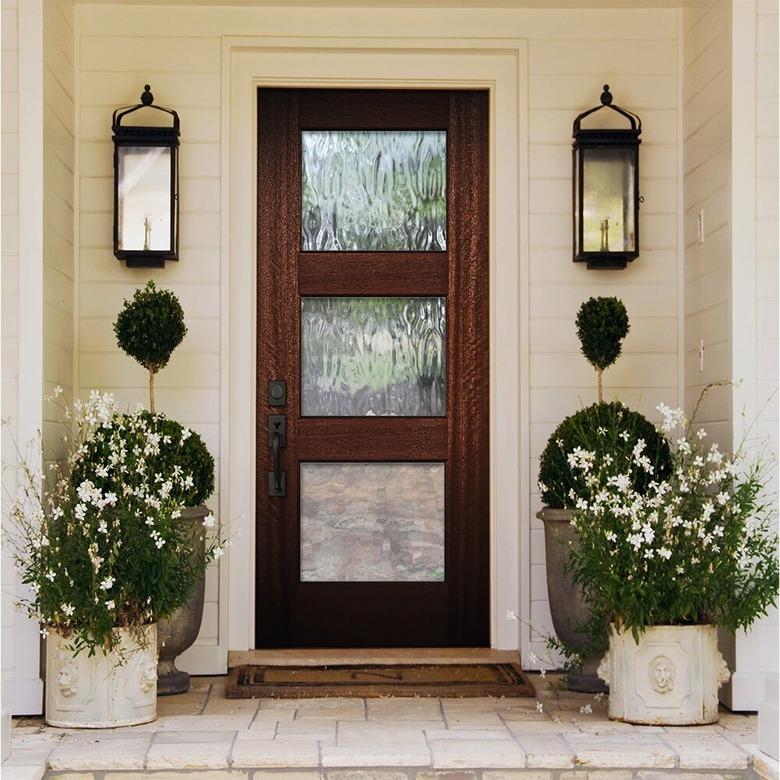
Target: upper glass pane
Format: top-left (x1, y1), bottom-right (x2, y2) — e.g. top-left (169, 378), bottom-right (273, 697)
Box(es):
top-left (301, 130), bottom-right (447, 251)
top-left (581, 146), bottom-right (636, 253)
top-left (117, 146), bottom-right (172, 252)
top-left (301, 296), bottom-right (446, 417)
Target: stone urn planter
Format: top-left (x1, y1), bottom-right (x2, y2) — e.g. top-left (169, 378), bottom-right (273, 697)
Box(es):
top-left (156, 504), bottom-right (208, 695)
top-left (46, 624), bottom-right (157, 728)
top-left (598, 625), bottom-right (731, 725)
top-left (537, 507), bottom-right (607, 693)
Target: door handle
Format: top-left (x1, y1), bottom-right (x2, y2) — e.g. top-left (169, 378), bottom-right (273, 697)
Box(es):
top-left (268, 414), bottom-right (286, 497)
top-left (271, 430), bottom-right (282, 494)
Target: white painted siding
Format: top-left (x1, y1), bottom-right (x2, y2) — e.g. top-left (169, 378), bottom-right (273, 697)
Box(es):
top-left (1, 0), bottom-right (21, 708)
top-left (43, 0), bottom-right (75, 463)
top-left (76, 4), bottom-right (682, 669)
top-left (683, 0), bottom-right (733, 447)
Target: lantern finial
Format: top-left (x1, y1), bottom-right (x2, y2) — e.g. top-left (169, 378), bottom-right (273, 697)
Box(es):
top-left (141, 84), bottom-right (154, 106)
top-left (600, 85), bottom-right (613, 105)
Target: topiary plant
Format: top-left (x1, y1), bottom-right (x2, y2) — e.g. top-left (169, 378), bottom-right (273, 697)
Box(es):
top-left (538, 401), bottom-right (672, 510)
top-left (576, 297), bottom-right (629, 402)
top-left (114, 281), bottom-right (187, 412)
top-left (71, 410), bottom-right (215, 508)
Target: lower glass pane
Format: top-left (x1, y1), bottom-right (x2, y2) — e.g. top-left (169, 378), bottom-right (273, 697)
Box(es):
top-left (301, 296), bottom-right (446, 417)
top-left (300, 462), bottom-right (445, 582)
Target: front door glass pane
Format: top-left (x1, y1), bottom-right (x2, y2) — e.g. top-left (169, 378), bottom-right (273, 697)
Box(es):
top-left (301, 130), bottom-right (447, 251)
top-left (301, 296), bottom-right (446, 417)
top-left (300, 462), bottom-right (445, 582)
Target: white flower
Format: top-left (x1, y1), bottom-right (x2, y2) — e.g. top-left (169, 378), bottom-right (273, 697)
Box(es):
top-left (696, 428), bottom-right (708, 439)
top-left (536, 701), bottom-right (544, 713)
top-left (99, 576), bottom-right (115, 591)
top-left (202, 513), bottom-right (216, 529)
top-left (74, 503), bottom-right (87, 521)
top-left (212, 545), bottom-right (224, 559)
top-left (61, 603), bottom-right (75, 617)
top-left (658, 547), bottom-right (672, 560)
top-left (40, 627), bottom-right (49, 638)
top-left (45, 570), bottom-right (56, 582)
top-left (657, 403), bottom-right (685, 432)
top-left (579, 704), bottom-right (593, 714)
top-left (104, 600), bottom-right (115, 610)
top-left (181, 428), bottom-right (192, 442)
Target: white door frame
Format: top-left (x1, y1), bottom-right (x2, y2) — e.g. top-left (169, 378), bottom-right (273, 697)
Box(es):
top-left (220, 36), bottom-right (529, 664)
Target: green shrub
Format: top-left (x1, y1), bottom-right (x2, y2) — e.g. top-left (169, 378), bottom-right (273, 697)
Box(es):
top-left (114, 281), bottom-right (187, 412)
top-left (71, 411), bottom-right (214, 508)
top-left (538, 401), bottom-right (672, 509)
top-left (576, 297), bottom-right (629, 401)
top-left (567, 398), bottom-right (779, 633)
top-left (8, 394), bottom-right (223, 657)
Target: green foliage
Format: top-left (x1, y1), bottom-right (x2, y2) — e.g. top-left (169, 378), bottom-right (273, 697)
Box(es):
top-left (538, 401), bottom-right (672, 509)
top-left (7, 393), bottom-right (224, 657)
top-left (113, 280), bottom-right (187, 374)
top-left (576, 297), bottom-right (629, 373)
top-left (71, 411), bottom-right (215, 507)
top-left (566, 398), bottom-right (779, 634)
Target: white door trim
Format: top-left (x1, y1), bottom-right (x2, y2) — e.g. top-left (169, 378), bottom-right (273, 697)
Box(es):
top-left (221, 36), bottom-right (529, 664)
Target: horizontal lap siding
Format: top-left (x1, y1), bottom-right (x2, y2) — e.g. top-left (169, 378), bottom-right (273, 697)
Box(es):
top-left (78, 25), bottom-right (223, 655)
top-left (77, 4), bottom-right (681, 668)
top-left (527, 34), bottom-right (680, 662)
top-left (43, 0), bottom-right (75, 471)
top-left (682, 0), bottom-right (732, 448)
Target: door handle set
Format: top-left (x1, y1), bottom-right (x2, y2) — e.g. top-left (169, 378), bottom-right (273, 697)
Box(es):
top-left (268, 382), bottom-right (287, 497)
top-left (268, 413), bottom-right (286, 497)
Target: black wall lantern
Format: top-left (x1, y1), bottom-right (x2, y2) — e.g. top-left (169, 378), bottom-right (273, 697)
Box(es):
top-left (112, 85), bottom-right (179, 268)
top-left (573, 85), bottom-right (641, 270)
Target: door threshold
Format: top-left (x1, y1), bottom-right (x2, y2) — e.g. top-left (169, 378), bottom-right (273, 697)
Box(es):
top-left (228, 647), bottom-right (520, 669)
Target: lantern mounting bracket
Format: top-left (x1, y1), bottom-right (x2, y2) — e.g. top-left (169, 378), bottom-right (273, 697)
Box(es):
top-left (572, 84), bottom-right (642, 136)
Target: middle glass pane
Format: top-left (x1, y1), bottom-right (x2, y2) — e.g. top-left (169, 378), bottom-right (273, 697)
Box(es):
top-left (301, 297), bottom-right (446, 417)
top-left (301, 130), bottom-right (447, 251)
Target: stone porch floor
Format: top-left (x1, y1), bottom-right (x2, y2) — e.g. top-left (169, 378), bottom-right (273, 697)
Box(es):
top-left (4, 675), bottom-right (778, 780)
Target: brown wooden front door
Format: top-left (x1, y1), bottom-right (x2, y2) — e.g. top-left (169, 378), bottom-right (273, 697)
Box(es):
top-left (256, 88), bottom-right (489, 648)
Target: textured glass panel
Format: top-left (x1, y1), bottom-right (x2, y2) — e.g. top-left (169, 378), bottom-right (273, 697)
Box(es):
top-left (300, 462), bottom-right (445, 582)
top-left (301, 130), bottom-right (447, 251)
top-left (582, 147), bottom-right (636, 253)
top-left (301, 297), bottom-right (446, 417)
top-left (117, 146), bottom-right (172, 252)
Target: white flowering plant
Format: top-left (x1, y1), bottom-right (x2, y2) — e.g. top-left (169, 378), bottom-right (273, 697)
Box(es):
top-left (6, 390), bottom-right (226, 657)
top-left (566, 391), bottom-right (779, 637)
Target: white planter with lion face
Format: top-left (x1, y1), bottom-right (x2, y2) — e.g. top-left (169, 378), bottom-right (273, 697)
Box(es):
top-left (598, 625), bottom-right (730, 725)
top-left (45, 624), bottom-right (157, 728)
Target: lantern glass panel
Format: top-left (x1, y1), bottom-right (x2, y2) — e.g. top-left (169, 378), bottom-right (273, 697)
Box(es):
top-left (117, 145), bottom-right (172, 252)
top-left (581, 146), bottom-right (635, 254)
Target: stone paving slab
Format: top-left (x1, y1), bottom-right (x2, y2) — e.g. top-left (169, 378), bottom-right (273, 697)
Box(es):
top-left (3, 675), bottom-right (769, 778)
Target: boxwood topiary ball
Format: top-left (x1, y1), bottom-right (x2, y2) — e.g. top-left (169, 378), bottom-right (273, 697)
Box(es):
top-left (538, 401), bottom-right (672, 510)
top-left (114, 280), bottom-right (187, 373)
top-left (576, 297), bottom-right (629, 373)
top-left (71, 411), bottom-right (215, 508)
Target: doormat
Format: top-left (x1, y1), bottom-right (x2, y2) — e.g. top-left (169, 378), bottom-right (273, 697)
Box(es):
top-left (225, 662), bottom-right (535, 698)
